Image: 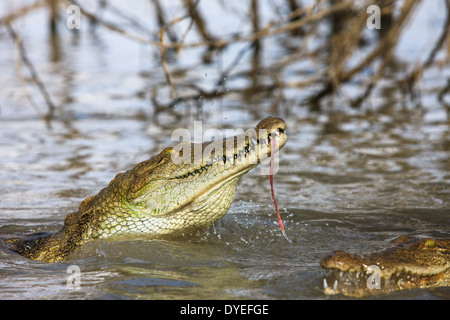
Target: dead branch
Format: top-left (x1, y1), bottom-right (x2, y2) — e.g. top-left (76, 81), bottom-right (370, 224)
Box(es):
top-left (0, 1), bottom-right (45, 26)
top-left (2, 0), bottom-right (448, 115)
top-left (5, 23), bottom-right (56, 126)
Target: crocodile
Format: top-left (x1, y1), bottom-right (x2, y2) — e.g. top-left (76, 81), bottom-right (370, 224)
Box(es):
top-left (3, 117), bottom-right (287, 263)
top-left (320, 235), bottom-right (450, 297)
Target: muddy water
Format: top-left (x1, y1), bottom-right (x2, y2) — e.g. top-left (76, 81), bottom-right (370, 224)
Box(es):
top-left (0, 1), bottom-right (449, 299)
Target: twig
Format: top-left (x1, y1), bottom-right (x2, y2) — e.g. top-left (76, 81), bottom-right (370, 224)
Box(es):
top-left (62, 0), bottom-right (352, 53)
top-left (160, 28), bottom-right (176, 99)
top-left (64, 0), bottom-right (157, 45)
top-left (308, 0), bottom-right (420, 107)
top-left (341, 0), bottom-right (419, 83)
top-left (406, 0), bottom-right (450, 88)
top-left (250, 0), bottom-right (261, 87)
top-left (5, 23), bottom-right (56, 125)
top-left (151, 0), bottom-right (178, 43)
top-left (47, 0), bottom-right (59, 35)
top-left (423, 0), bottom-right (450, 68)
top-left (185, 0), bottom-right (217, 54)
top-left (0, 0), bottom-right (45, 25)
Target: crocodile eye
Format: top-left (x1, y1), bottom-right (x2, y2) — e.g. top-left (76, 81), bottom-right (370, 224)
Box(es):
top-left (424, 239), bottom-right (435, 248)
top-left (277, 128), bottom-right (285, 134)
top-left (165, 149), bottom-right (173, 158)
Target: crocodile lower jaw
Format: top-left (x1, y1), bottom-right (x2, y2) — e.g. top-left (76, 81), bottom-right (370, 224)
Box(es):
top-left (322, 267), bottom-right (449, 297)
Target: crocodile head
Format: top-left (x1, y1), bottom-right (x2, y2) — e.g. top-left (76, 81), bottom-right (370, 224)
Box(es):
top-left (91, 116), bottom-right (288, 238)
top-left (320, 236), bottom-right (450, 297)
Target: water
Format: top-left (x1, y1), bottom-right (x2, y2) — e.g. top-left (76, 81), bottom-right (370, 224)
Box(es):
top-left (0, 0), bottom-right (449, 299)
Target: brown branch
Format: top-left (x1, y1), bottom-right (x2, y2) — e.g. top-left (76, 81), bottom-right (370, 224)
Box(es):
top-left (185, 0), bottom-right (215, 44)
top-left (151, 0), bottom-right (178, 43)
top-left (308, 0), bottom-right (421, 107)
top-left (61, 0), bottom-right (353, 53)
top-left (0, 0), bottom-right (45, 25)
top-left (63, 0), bottom-right (157, 45)
top-left (5, 23), bottom-right (56, 125)
top-left (340, 0), bottom-right (420, 83)
top-left (424, 0), bottom-right (450, 68)
top-left (160, 28), bottom-right (175, 99)
top-left (406, 0), bottom-right (450, 86)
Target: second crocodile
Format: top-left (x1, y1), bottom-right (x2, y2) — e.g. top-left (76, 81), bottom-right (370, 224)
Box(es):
top-left (320, 235), bottom-right (450, 297)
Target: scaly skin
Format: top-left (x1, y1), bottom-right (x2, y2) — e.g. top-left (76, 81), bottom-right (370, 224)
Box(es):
top-left (320, 235), bottom-right (450, 297)
top-left (4, 117), bottom-right (287, 262)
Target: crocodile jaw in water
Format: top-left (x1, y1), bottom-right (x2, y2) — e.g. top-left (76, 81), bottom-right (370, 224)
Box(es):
top-left (320, 236), bottom-right (450, 297)
top-left (4, 117), bottom-right (287, 262)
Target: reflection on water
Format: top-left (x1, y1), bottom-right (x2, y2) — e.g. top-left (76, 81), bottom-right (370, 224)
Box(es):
top-left (0, 0), bottom-right (449, 299)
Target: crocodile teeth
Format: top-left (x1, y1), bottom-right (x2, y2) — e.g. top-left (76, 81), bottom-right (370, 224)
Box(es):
top-left (333, 280), bottom-right (338, 291)
top-left (323, 278), bottom-right (328, 289)
top-left (258, 138), bottom-right (269, 145)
